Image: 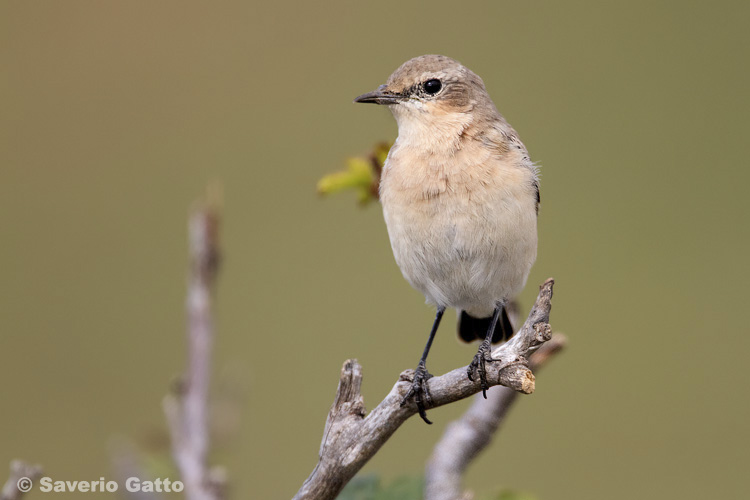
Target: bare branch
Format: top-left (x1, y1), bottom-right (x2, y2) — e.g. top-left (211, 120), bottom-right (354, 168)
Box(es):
top-left (425, 334), bottom-right (567, 500)
top-left (1, 461), bottom-right (42, 500)
top-left (293, 278), bottom-right (557, 500)
top-left (163, 197), bottom-right (226, 500)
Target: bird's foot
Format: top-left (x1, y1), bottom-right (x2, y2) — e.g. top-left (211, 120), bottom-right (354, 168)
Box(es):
top-left (400, 360), bottom-right (434, 424)
top-left (467, 339), bottom-right (496, 398)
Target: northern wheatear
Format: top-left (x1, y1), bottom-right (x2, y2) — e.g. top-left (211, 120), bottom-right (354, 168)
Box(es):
top-left (354, 55), bottom-right (539, 423)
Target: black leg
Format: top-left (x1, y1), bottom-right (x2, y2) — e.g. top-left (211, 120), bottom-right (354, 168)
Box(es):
top-left (401, 306), bottom-right (445, 424)
top-left (467, 304), bottom-right (503, 398)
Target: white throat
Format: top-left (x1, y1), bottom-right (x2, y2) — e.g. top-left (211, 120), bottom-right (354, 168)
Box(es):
top-left (390, 101), bottom-right (474, 155)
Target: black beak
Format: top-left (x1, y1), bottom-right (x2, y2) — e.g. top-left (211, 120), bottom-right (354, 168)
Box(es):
top-left (353, 85), bottom-right (402, 105)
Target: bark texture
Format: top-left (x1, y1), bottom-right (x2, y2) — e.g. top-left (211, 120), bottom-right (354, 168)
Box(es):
top-left (293, 278), bottom-right (557, 500)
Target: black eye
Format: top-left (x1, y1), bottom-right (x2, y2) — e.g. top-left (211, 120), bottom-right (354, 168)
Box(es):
top-left (424, 79), bottom-right (442, 95)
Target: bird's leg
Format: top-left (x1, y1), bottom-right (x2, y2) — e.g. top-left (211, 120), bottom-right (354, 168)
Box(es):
top-left (401, 306), bottom-right (445, 424)
top-left (467, 304), bottom-right (503, 398)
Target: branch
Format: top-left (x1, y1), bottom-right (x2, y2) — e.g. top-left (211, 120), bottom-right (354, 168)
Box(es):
top-left (293, 278), bottom-right (556, 500)
top-left (425, 334), bottom-right (567, 500)
top-left (163, 198), bottom-right (227, 500)
top-left (1, 461), bottom-right (42, 500)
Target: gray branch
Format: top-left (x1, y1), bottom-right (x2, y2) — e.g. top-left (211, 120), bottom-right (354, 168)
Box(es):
top-left (1, 461), bottom-right (42, 500)
top-left (425, 333), bottom-right (567, 500)
top-left (293, 278), bottom-right (557, 500)
top-left (163, 200), bottom-right (226, 500)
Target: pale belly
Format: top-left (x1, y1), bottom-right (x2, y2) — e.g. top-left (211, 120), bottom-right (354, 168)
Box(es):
top-left (382, 186), bottom-right (537, 317)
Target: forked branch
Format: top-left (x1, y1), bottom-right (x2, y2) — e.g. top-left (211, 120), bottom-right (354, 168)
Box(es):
top-left (425, 333), bottom-right (567, 500)
top-left (293, 278), bottom-right (556, 500)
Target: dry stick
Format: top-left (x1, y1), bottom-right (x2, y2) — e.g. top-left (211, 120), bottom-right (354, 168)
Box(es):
top-left (293, 278), bottom-right (556, 500)
top-left (425, 333), bottom-right (567, 500)
top-left (163, 203), bottom-right (225, 500)
top-left (0, 461), bottom-right (42, 500)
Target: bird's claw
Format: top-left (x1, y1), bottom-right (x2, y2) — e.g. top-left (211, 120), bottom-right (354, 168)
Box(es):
top-left (467, 339), bottom-right (495, 399)
top-left (401, 361), bottom-right (433, 424)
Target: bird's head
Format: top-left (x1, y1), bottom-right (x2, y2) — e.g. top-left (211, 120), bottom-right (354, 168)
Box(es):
top-left (354, 55), bottom-right (497, 146)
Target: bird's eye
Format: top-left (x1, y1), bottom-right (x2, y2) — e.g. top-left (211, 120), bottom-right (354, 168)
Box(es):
top-left (423, 79), bottom-right (442, 95)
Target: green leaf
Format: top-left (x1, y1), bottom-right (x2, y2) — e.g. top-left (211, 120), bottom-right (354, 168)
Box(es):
top-left (372, 141), bottom-right (390, 168)
top-left (337, 475), bottom-right (380, 500)
top-left (375, 476), bottom-right (423, 500)
top-left (317, 142), bottom-right (392, 206)
top-left (336, 474), bottom-right (423, 500)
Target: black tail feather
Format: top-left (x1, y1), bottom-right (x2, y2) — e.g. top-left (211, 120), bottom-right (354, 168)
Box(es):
top-left (458, 307), bottom-right (514, 343)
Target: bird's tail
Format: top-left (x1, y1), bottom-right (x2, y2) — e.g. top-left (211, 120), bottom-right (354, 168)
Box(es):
top-left (457, 303), bottom-right (517, 343)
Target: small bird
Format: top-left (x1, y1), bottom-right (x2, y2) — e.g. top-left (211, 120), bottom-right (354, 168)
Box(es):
top-left (354, 55), bottom-right (539, 424)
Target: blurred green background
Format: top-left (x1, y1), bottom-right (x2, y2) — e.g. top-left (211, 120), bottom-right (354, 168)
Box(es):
top-left (2, 1), bottom-right (749, 499)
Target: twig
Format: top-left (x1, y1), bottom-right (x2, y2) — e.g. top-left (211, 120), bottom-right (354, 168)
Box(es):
top-left (293, 278), bottom-right (557, 500)
top-left (163, 198), bottom-right (226, 500)
top-left (425, 334), bottom-right (567, 500)
top-left (1, 461), bottom-right (42, 500)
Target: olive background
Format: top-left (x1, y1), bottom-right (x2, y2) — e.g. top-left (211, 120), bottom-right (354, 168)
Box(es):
top-left (2, 1), bottom-right (749, 499)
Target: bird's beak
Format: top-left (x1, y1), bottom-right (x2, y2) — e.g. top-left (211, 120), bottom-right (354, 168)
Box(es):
top-left (353, 85), bottom-right (402, 105)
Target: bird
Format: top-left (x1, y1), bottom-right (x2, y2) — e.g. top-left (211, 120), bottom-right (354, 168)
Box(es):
top-left (354, 55), bottom-right (539, 424)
